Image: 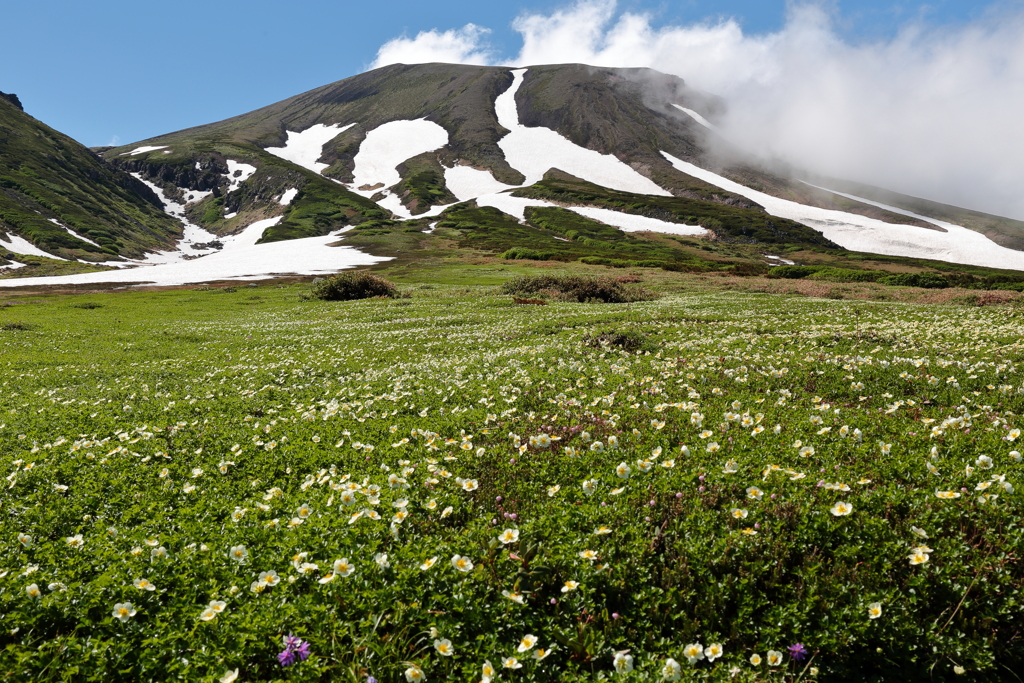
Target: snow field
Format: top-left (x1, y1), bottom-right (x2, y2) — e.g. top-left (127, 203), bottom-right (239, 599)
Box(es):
top-left (350, 120), bottom-right (449, 193)
top-left (264, 123), bottom-right (355, 174)
top-left (444, 166), bottom-right (517, 201)
top-left (120, 146), bottom-right (168, 156)
top-left (495, 69), bottom-right (671, 196)
top-left (672, 104), bottom-right (717, 132)
top-left (660, 152), bottom-right (1024, 270)
top-left (0, 231), bottom-right (66, 260)
top-left (279, 188), bottom-right (299, 206)
top-left (225, 161), bottom-right (257, 193)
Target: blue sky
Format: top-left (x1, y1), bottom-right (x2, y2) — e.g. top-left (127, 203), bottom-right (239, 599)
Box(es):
top-left (0, 0), bottom-right (1004, 147)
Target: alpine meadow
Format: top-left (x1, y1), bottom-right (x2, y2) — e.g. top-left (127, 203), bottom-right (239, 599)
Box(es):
top-left (3, 0), bottom-right (1024, 681)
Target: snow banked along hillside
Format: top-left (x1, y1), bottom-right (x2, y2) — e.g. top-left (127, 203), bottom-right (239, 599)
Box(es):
top-left (5, 63), bottom-right (1024, 286)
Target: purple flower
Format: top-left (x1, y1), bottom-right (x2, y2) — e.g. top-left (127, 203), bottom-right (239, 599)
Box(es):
top-left (788, 643), bottom-right (809, 662)
top-left (279, 635), bottom-right (310, 666)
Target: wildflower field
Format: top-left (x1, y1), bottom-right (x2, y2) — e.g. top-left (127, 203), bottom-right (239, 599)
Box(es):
top-left (1, 282), bottom-right (1022, 682)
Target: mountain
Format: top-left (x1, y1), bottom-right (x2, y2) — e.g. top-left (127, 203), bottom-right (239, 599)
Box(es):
top-left (4, 62), bottom-right (1024, 286)
top-left (0, 92), bottom-right (180, 272)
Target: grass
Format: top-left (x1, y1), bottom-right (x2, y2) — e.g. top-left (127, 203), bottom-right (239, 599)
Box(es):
top-left (0, 272), bottom-right (1022, 682)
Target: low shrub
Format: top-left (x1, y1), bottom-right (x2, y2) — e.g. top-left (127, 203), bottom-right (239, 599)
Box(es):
top-left (500, 274), bottom-right (657, 303)
top-left (500, 247), bottom-right (554, 261)
top-left (877, 272), bottom-right (950, 289)
top-left (767, 265), bottom-right (823, 279)
top-left (308, 271), bottom-right (399, 301)
top-left (806, 267), bottom-right (882, 283)
top-left (583, 329), bottom-right (649, 351)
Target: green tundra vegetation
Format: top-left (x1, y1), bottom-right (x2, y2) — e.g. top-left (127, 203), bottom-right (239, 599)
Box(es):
top-left (0, 272), bottom-right (1021, 682)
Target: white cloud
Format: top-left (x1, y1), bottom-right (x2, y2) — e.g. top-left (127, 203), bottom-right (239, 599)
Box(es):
top-left (369, 1), bottom-right (1024, 220)
top-left (371, 24), bottom-right (494, 69)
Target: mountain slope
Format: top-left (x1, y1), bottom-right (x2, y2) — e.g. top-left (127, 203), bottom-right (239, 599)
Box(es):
top-left (1, 60), bottom-right (1016, 286)
top-left (0, 94), bottom-right (180, 264)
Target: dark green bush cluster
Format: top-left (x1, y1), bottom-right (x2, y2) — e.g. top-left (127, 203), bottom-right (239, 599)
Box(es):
top-left (807, 267), bottom-right (883, 283)
top-left (308, 271), bottom-right (398, 301)
top-left (767, 265), bottom-right (824, 279)
top-left (578, 256), bottom-right (664, 268)
top-left (500, 274), bottom-right (657, 303)
top-left (877, 272), bottom-right (950, 288)
top-left (583, 329), bottom-right (649, 352)
top-left (500, 247), bottom-right (555, 261)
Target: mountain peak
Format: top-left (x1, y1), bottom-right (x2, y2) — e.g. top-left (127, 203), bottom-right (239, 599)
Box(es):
top-left (0, 91), bottom-right (24, 111)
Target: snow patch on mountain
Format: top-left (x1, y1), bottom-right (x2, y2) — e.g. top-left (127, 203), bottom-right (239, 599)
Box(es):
top-left (569, 206), bottom-right (705, 235)
top-left (0, 226), bottom-right (387, 287)
top-left (0, 259), bottom-right (27, 271)
top-left (47, 219), bottom-right (103, 248)
top-left (181, 189), bottom-right (213, 205)
top-left (672, 104), bottom-right (718, 132)
top-left (120, 146), bottom-right (168, 156)
top-left (351, 120), bottom-right (449, 193)
top-left (265, 123), bottom-right (355, 174)
top-left (0, 231), bottom-right (66, 260)
top-left (225, 161), bottom-right (257, 193)
top-left (661, 152), bottom-right (1024, 270)
top-left (444, 166), bottom-right (517, 201)
top-left (495, 69), bottom-right (670, 197)
top-left (131, 174), bottom-right (223, 263)
top-left (279, 188), bottom-right (299, 206)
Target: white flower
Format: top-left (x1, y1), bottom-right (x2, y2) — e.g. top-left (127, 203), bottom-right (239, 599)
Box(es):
top-left (229, 545), bottom-right (248, 563)
top-left (481, 660), bottom-right (496, 683)
top-left (868, 602), bottom-right (883, 619)
top-left (909, 549), bottom-right (930, 565)
top-left (582, 479), bottom-right (599, 496)
top-left (17, 533), bottom-right (31, 548)
top-left (25, 583), bottom-right (41, 599)
top-left (375, 552), bottom-right (390, 570)
top-left (517, 634), bottom-right (538, 653)
top-left (502, 589), bottom-right (525, 604)
top-left (434, 638), bottom-right (455, 656)
top-left (220, 669), bottom-right (239, 683)
top-left (499, 528), bottom-right (520, 544)
top-left (683, 642), bottom-right (704, 664)
top-left (704, 643), bottom-right (723, 661)
top-left (662, 657), bottom-right (682, 681)
top-left (405, 664), bottom-right (425, 682)
top-left (330, 558), bottom-right (353, 576)
top-left (766, 650), bottom-right (784, 666)
top-left (66, 534), bottom-right (84, 549)
top-left (420, 557), bottom-right (438, 570)
top-left (451, 555), bottom-right (474, 572)
top-left (830, 501), bottom-right (854, 516)
top-left (613, 651), bottom-right (634, 673)
top-left (615, 462), bottom-right (631, 479)
top-left (561, 580), bottom-right (579, 593)
top-left (911, 526), bottom-right (929, 539)
top-left (503, 657), bottom-right (523, 669)
top-left (133, 578), bottom-right (156, 592)
top-left (112, 602), bottom-right (137, 622)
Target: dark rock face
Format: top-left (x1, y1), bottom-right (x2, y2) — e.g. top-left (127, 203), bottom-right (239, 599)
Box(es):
top-left (0, 92), bottom-right (24, 111)
top-left (115, 158), bottom-right (227, 193)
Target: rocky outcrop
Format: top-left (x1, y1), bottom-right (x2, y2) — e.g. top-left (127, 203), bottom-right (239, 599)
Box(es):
top-left (0, 92), bottom-right (24, 111)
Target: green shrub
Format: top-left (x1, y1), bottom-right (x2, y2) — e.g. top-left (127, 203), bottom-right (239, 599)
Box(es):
top-left (767, 265), bottom-right (823, 279)
top-left (500, 247), bottom-right (555, 261)
top-left (877, 272), bottom-right (950, 289)
top-left (807, 267), bottom-right (882, 283)
top-left (308, 271), bottom-right (398, 301)
top-left (500, 274), bottom-right (657, 303)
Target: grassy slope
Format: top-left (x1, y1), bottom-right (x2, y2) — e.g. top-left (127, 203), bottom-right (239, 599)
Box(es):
top-left (0, 98), bottom-right (179, 260)
top-left (0, 279), bottom-right (1021, 681)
